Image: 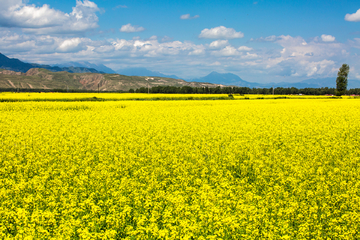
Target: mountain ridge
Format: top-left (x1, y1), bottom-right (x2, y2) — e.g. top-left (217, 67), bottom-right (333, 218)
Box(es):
top-left (194, 71), bottom-right (360, 89)
top-left (192, 71), bottom-right (259, 88)
top-left (117, 67), bottom-right (181, 79)
top-left (0, 53), bottom-right (103, 74)
top-left (56, 61), bottom-right (116, 74)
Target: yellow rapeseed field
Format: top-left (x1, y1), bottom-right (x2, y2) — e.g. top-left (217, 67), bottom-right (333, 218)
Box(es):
top-left (0, 92), bottom-right (353, 102)
top-left (1, 97), bottom-right (360, 239)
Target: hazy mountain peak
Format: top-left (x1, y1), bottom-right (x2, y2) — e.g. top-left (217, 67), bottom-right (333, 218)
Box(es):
top-left (117, 67), bottom-right (181, 79)
top-left (55, 61), bottom-right (116, 74)
top-left (192, 71), bottom-right (257, 87)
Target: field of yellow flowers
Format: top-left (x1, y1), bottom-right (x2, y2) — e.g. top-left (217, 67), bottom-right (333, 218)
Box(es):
top-left (0, 92), bottom-right (350, 102)
top-left (1, 97), bottom-right (360, 239)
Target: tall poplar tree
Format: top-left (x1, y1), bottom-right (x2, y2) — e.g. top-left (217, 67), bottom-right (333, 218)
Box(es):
top-left (336, 64), bottom-right (350, 96)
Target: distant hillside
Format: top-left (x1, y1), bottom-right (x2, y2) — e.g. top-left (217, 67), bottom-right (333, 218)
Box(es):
top-left (0, 53), bottom-right (102, 74)
top-left (56, 61), bottom-right (116, 74)
top-left (192, 71), bottom-right (259, 88)
top-left (117, 67), bottom-right (181, 79)
top-left (0, 68), bottom-right (224, 91)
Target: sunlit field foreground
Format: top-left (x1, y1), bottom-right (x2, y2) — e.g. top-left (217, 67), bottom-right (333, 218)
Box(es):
top-left (1, 99), bottom-right (360, 239)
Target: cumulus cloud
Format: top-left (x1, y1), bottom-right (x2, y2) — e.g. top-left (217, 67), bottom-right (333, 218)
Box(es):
top-left (189, 49), bottom-right (205, 55)
top-left (209, 40), bottom-right (229, 48)
top-left (238, 46), bottom-right (253, 51)
top-left (212, 46), bottom-right (239, 56)
top-left (0, 30), bottom-right (92, 55)
top-left (275, 35), bottom-right (343, 59)
top-left (0, 32), bottom-right (209, 67)
top-left (120, 24), bottom-right (145, 33)
top-left (299, 60), bottom-right (336, 77)
top-left (260, 35), bottom-right (346, 77)
top-left (180, 14), bottom-right (199, 20)
top-left (199, 26), bottom-right (244, 39)
top-left (241, 52), bottom-right (258, 59)
top-left (0, 0), bottom-right (100, 34)
top-left (110, 38), bottom-right (202, 57)
top-left (57, 38), bottom-right (86, 53)
top-left (321, 34), bottom-right (335, 42)
top-left (345, 9), bottom-right (360, 22)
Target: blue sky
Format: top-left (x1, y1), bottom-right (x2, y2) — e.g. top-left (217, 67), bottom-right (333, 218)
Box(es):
top-left (0, 0), bottom-right (360, 82)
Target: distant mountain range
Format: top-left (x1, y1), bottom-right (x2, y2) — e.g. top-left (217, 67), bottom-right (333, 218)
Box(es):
top-left (271, 78), bottom-right (360, 89)
top-left (192, 71), bottom-right (360, 89)
top-left (192, 71), bottom-right (258, 88)
top-left (56, 61), bottom-right (116, 74)
top-left (117, 67), bottom-right (181, 79)
top-left (0, 53), bottom-right (103, 74)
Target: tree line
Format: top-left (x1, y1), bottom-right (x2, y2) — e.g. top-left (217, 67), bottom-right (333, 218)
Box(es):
top-left (131, 85), bottom-right (360, 95)
top-left (2, 85), bottom-right (360, 95)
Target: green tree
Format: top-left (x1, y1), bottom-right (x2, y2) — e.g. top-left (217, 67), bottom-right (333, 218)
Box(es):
top-left (336, 64), bottom-right (350, 96)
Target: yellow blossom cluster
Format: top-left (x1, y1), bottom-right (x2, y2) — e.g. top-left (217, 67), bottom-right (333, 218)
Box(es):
top-left (1, 98), bottom-right (360, 239)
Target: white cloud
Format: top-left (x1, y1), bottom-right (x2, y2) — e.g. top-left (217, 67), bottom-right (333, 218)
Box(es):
top-left (321, 34), bottom-right (335, 42)
top-left (238, 46), bottom-right (253, 51)
top-left (209, 40), bottom-right (229, 48)
top-left (112, 39), bottom-right (133, 50)
top-left (241, 52), bottom-right (258, 59)
top-left (212, 46), bottom-right (239, 56)
top-left (345, 9), bottom-right (360, 22)
top-left (94, 45), bottom-right (114, 53)
top-left (57, 38), bottom-right (85, 53)
top-left (110, 38), bottom-right (202, 57)
top-left (120, 23), bottom-right (145, 33)
top-left (189, 49), bottom-right (205, 55)
top-left (0, 0), bottom-right (100, 34)
top-left (199, 26), bottom-right (244, 39)
top-left (300, 60), bottom-right (336, 77)
top-left (180, 14), bottom-right (199, 20)
top-left (259, 35), bottom-right (346, 77)
top-left (0, 30), bottom-right (93, 55)
top-left (188, 45), bottom-right (205, 55)
top-left (0, 3), bottom-right (67, 28)
top-left (275, 35), bottom-right (343, 59)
